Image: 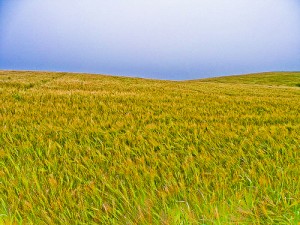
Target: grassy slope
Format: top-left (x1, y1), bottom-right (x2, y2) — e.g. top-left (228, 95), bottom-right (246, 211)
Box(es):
top-left (0, 71), bottom-right (300, 224)
top-left (195, 71), bottom-right (300, 87)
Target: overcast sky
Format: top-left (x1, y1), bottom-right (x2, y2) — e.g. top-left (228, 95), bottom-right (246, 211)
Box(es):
top-left (0, 0), bottom-right (299, 80)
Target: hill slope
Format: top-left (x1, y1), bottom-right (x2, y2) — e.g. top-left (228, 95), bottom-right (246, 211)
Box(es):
top-left (0, 71), bottom-right (300, 224)
top-left (194, 71), bottom-right (300, 87)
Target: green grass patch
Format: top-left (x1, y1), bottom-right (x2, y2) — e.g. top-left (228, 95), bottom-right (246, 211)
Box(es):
top-left (195, 71), bottom-right (300, 87)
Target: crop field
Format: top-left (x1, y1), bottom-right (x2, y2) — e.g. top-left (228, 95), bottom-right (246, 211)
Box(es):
top-left (0, 70), bottom-right (300, 224)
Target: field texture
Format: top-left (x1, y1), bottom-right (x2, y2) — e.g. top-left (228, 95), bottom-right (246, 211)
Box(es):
top-left (0, 71), bottom-right (300, 224)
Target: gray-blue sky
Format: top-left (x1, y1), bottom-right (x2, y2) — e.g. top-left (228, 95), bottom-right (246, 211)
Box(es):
top-left (0, 0), bottom-right (300, 80)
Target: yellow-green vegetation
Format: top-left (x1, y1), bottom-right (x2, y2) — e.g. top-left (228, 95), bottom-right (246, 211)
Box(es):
top-left (0, 70), bottom-right (299, 224)
top-left (197, 71), bottom-right (300, 87)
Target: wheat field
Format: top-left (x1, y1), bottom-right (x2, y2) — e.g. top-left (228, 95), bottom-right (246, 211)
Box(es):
top-left (0, 71), bottom-right (300, 224)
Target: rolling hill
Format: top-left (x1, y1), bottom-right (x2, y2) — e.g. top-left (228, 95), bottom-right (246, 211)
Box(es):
top-left (0, 71), bottom-right (299, 224)
top-left (194, 71), bottom-right (300, 87)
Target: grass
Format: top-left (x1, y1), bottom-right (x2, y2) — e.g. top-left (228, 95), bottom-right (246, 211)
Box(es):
top-left (0, 70), bottom-right (300, 224)
top-left (196, 71), bottom-right (300, 87)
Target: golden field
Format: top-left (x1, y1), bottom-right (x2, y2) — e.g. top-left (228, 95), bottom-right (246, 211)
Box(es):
top-left (0, 71), bottom-right (300, 224)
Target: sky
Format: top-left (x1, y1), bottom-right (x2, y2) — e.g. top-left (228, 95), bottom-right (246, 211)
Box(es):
top-left (0, 0), bottom-right (300, 80)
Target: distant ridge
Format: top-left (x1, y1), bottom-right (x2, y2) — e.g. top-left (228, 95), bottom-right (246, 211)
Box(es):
top-left (191, 71), bottom-right (300, 87)
top-left (1, 70), bottom-right (300, 86)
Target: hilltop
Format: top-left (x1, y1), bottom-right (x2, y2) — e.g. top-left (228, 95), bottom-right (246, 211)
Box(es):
top-left (0, 71), bottom-right (299, 224)
top-left (194, 71), bottom-right (300, 87)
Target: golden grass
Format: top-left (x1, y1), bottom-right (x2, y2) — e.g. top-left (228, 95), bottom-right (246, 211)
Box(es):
top-left (0, 70), bottom-right (300, 224)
